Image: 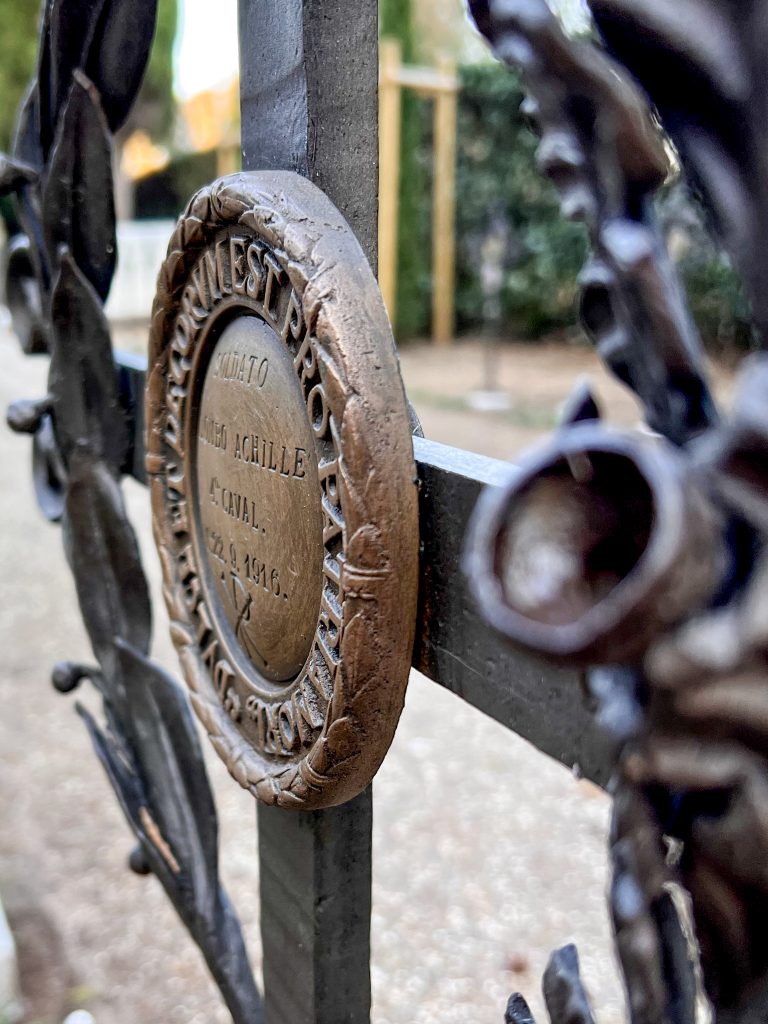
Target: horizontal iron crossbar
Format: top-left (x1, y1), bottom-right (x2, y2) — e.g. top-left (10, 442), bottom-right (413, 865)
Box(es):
top-left (118, 352), bottom-right (612, 787)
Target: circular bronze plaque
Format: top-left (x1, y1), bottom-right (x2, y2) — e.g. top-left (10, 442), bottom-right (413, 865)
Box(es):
top-left (146, 171), bottom-right (419, 808)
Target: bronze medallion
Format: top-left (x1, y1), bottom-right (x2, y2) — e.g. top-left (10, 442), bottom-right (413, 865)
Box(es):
top-left (146, 171), bottom-right (419, 808)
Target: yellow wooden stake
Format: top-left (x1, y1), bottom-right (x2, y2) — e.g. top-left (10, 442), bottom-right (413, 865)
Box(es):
top-left (379, 41), bottom-right (458, 343)
top-left (431, 55), bottom-right (457, 345)
top-left (378, 38), bottom-right (402, 328)
top-left (216, 142), bottom-right (240, 178)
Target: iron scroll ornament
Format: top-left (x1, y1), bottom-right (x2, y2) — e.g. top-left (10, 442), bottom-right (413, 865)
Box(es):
top-left (466, 3), bottom-right (768, 1024)
top-left (146, 170), bottom-right (419, 809)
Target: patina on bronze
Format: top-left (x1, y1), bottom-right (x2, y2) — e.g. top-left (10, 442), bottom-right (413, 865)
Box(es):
top-left (194, 315), bottom-right (323, 684)
top-left (146, 171), bottom-right (419, 809)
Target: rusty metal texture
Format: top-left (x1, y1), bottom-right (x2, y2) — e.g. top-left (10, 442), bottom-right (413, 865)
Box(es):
top-left (467, 2), bottom-right (768, 1023)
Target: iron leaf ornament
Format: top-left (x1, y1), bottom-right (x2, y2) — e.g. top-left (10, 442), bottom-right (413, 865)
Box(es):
top-left (3, 1), bottom-right (262, 1020)
top-left (466, 2), bottom-right (768, 1024)
top-left (470, 0), bottom-right (717, 446)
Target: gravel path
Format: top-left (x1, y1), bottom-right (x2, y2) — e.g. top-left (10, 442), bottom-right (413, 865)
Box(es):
top-left (2, 325), bottom-right (724, 1024)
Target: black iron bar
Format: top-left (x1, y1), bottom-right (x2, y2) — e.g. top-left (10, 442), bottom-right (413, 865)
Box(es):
top-left (238, 3), bottom-right (379, 1021)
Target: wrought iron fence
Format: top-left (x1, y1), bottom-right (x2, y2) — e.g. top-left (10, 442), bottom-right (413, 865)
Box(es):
top-left (4, 2), bottom-right (768, 1023)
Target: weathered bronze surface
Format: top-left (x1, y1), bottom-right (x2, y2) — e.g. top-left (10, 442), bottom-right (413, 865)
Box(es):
top-left (147, 171), bottom-right (419, 808)
top-left (469, 424), bottom-right (727, 664)
top-left (195, 315), bottom-right (323, 684)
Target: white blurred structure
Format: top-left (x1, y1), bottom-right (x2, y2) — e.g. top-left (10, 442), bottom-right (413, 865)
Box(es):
top-left (552, 0), bottom-right (592, 31)
top-left (105, 220), bottom-right (176, 323)
top-left (0, 899), bottom-right (21, 1024)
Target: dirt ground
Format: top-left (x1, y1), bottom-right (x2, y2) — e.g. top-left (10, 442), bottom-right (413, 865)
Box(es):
top-left (0, 324), bottom-right (737, 1024)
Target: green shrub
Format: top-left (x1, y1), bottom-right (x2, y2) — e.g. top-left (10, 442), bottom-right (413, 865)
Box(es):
top-left (658, 184), bottom-right (755, 355)
top-left (393, 60), bottom-right (753, 353)
top-left (453, 63), bottom-right (589, 340)
top-left (380, 0), bottom-right (432, 339)
top-left (678, 250), bottom-right (754, 355)
top-left (391, 61), bottom-right (590, 342)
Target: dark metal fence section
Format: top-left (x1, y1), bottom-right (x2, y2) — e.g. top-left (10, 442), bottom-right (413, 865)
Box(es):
top-left (258, 797), bottom-right (373, 1023)
top-left (116, 358), bottom-right (613, 792)
top-left (239, 0), bottom-right (379, 267)
top-left (463, 5), bottom-right (768, 1022)
top-left (412, 437), bottom-right (613, 787)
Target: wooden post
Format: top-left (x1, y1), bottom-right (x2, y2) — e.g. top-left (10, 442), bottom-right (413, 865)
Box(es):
top-left (378, 37), bottom-right (402, 327)
top-left (216, 141), bottom-right (239, 178)
top-left (378, 44), bottom-right (458, 344)
top-left (431, 55), bottom-right (457, 346)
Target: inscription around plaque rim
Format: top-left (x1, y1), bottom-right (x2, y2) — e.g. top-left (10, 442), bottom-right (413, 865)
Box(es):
top-left (146, 171), bottom-right (420, 809)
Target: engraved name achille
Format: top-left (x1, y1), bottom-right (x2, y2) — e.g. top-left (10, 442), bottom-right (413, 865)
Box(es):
top-left (199, 416), bottom-right (308, 478)
top-left (163, 234), bottom-right (345, 758)
top-left (233, 434), bottom-right (307, 477)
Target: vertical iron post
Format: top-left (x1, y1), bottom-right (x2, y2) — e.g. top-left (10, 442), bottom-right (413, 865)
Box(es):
top-left (238, 2), bottom-right (379, 1021)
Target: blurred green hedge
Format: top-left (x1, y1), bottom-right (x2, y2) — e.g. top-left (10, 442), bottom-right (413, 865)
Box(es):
top-left (393, 61), bottom-right (754, 353)
top-left (454, 64), bottom-right (589, 340)
top-left (134, 149), bottom-right (219, 219)
top-left (390, 63), bottom-right (588, 341)
top-left (658, 183), bottom-right (754, 356)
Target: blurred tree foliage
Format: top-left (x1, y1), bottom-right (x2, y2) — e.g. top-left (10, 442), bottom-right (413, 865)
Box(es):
top-left (394, 60), bottom-right (753, 353)
top-left (380, 0), bottom-right (432, 338)
top-left (454, 63), bottom-right (588, 339)
top-left (678, 252), bottom-right (753, 354)
top-left (389, 61), bottom-right (590, 342)
top-left (658, 182), bottom-right (754, 355)
top-left (0, 0), bottom-right (40, 152)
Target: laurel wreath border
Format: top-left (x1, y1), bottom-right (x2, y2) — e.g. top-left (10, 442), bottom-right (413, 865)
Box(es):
top-left (146, 171), bottom-right (419, 808)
